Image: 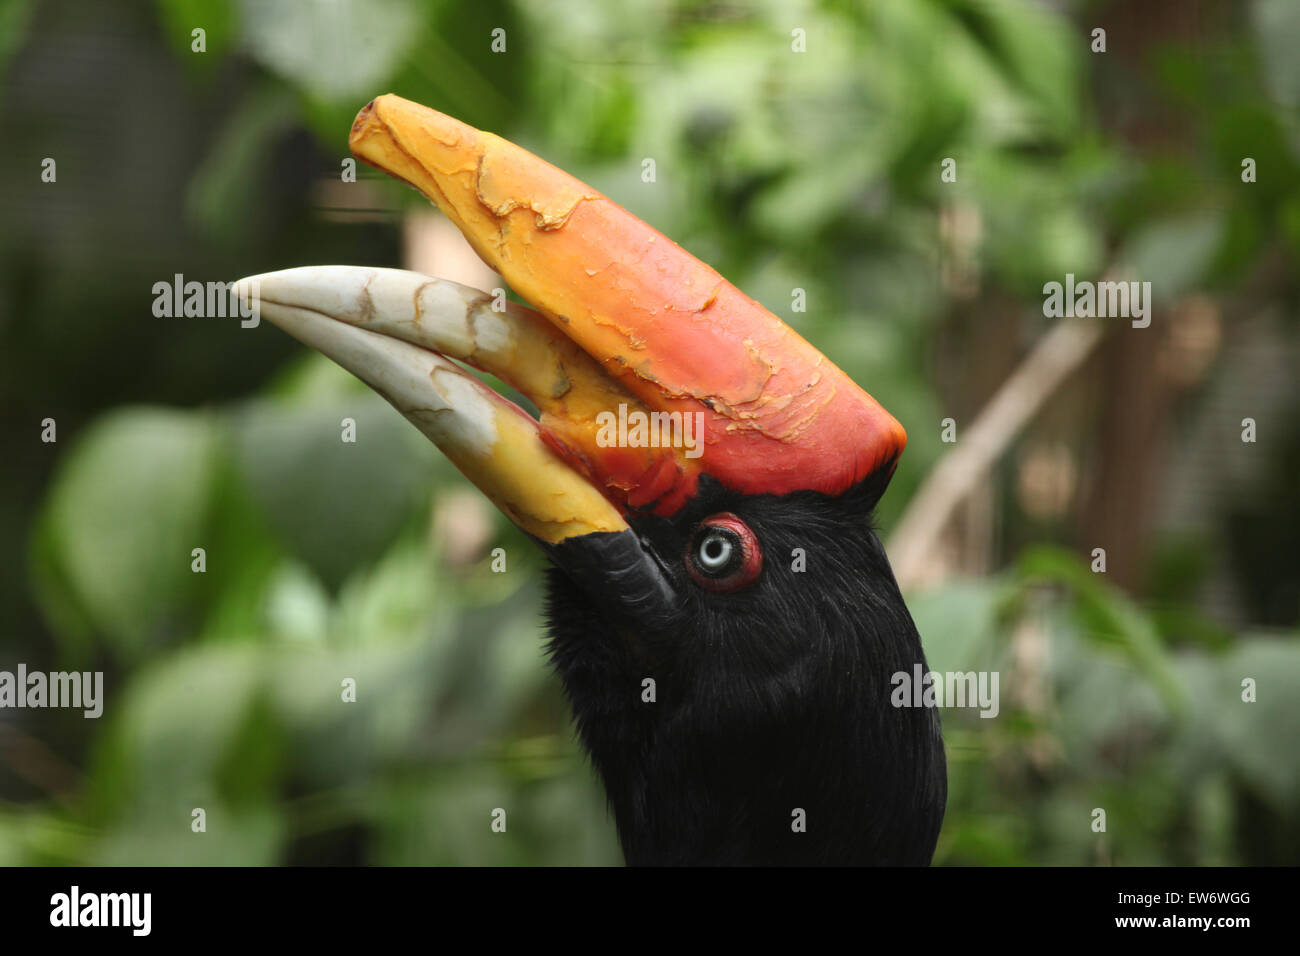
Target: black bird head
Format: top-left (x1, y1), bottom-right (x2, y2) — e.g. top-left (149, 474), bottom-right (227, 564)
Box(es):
top-left (236, 95), bottom-right (946, 865)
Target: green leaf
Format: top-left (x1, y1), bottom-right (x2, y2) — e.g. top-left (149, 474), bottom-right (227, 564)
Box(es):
top-left (1212, 636), bottom-right (1300, 809)
top-left (1119, 211), bottom-right (1224, 299)
top-left (237, 0), bottom-right (421, 103)
top-left (94, 643), bottom-right (268, 816)
top-left (32, 407), bottom-right (219, 659)
top-left (1015, 546), bottom-right (1187, 716)
top-left (907, 579), bottom-right (1004, 675)
top-left (957, 0), bottom-right (1080, 138)
top-left (232, 395), bottom-right (433, 590)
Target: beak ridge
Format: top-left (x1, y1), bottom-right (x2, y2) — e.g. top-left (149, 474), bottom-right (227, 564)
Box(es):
top-left (233, 268), bottom-right (631, 545)
top-left (348, 94), bottom-right (907, 512)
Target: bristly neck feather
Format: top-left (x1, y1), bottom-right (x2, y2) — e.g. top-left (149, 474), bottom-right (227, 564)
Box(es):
top-left (544, 478), bottom-right (947, 865)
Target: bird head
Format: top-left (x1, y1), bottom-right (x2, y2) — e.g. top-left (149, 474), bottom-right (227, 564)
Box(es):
top-left (235, 94), bottom-right (945, 865)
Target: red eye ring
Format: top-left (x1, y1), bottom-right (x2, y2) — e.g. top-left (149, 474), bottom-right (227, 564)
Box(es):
top-left (685, 513), bottom-right (763, 593)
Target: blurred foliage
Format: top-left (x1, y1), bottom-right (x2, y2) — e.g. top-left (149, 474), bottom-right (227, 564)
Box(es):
top-left (1, 0), bottom-right (1299, 865)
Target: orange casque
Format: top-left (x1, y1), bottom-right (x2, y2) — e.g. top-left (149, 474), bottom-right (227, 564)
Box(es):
top-left (349, 94), bottom-right (905, 518)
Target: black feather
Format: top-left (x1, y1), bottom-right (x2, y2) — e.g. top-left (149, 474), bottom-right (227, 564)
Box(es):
top-left (543, 473), bottom-right (947, 866)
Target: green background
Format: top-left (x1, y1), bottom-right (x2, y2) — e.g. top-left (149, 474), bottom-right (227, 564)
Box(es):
top-left (1, 0), bottom-right (1298, 865)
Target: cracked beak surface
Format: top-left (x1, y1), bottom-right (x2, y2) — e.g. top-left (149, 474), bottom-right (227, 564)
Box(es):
top-left (347, 95), bottom-right (907, 516)
top-left (236, 95), bottom-right (907, 585)
top-left (232, 266), bottom-right (633, 545)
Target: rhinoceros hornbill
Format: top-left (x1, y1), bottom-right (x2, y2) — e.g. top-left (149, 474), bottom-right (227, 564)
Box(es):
top-left (235, 95), bottom-right (946, 866)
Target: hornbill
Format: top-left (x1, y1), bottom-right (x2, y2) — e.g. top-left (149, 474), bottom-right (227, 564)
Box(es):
top-left (235, 95), bottom-right (946, 866)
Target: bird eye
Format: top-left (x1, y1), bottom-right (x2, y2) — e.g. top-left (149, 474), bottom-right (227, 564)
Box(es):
top-left (686, 513), bottom-right (762, 592)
